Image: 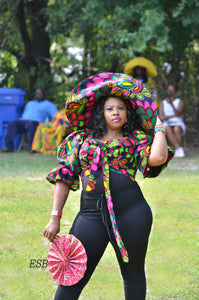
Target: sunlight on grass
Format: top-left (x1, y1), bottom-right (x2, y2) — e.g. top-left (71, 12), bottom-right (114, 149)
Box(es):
top-left (0, 152), bottom-right (198, 299)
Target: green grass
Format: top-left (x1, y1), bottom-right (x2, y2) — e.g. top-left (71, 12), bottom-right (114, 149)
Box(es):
top-left (0, 151), bottom-right (198, 299)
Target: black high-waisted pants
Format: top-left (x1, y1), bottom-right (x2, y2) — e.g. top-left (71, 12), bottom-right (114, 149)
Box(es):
top-left (54, 181), bottom-right (153, 300)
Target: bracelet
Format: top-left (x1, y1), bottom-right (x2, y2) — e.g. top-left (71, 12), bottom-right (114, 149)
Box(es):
top-left (51, 210), bottom-right (62, 218)
top-left (154, 126), bottom-right (166, 134)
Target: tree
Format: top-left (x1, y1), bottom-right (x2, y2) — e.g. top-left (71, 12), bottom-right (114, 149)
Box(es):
top-left (1, 0), bottom-right (199, 142)
top-left (0, 0), bottom-right (52, 99)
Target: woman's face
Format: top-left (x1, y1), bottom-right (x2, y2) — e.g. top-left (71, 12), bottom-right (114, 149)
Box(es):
top-left (167, 84), bottom-right (177, 97)
top-left (104, 97), bottom-right (127, 132)
top-left (133, 66), bottom-right (146, 79)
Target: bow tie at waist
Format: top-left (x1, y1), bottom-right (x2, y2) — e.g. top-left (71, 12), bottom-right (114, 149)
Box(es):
top-left (85, 143), bottom-right (129, 263)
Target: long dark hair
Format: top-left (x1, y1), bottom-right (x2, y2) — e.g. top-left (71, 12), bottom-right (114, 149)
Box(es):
top-left (87, 96), bottom-right (141, 139)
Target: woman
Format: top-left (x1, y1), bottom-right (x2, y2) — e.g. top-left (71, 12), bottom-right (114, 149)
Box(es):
top-left (44, 73), bottom-right (174, 299)
top-left (159, 84), bottom-right (186, 157)
top-left (124, 57), bottom-right (158, 106)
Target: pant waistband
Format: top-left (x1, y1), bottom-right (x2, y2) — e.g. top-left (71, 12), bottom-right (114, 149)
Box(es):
top-left (81, 192), bottom-right (105, 210)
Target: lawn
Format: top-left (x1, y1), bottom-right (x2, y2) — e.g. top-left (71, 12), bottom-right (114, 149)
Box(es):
top-left (0, 151), bottom-right (198, 300)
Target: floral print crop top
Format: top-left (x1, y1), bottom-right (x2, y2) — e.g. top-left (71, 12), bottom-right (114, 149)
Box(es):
top-left (47, 129), bottom-right (174, 262)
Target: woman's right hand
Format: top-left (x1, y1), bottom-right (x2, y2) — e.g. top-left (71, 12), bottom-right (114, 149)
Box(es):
top-left (43, 217), bottom-right (60, 242)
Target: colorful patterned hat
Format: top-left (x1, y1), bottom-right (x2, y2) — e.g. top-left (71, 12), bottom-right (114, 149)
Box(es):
top-left (65, 72), bottom-right (157, 135)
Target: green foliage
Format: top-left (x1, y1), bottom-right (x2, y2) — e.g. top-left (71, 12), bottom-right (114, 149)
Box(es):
top-left (0, 0), bottom-right (53, 100)
top-left (0, 0), bottom-right (199, 136)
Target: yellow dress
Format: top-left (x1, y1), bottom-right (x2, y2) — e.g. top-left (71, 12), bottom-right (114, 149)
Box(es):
top-left (32, 109), bottom-right (73, 155)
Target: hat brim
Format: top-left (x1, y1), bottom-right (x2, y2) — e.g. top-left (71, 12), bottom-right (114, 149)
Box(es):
top-left (124, 57), bottom-right (157, 78)
top-left (65, 72), bottom-right (157, 135)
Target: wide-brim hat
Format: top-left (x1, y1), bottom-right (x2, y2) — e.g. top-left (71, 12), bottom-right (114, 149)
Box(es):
top-left (124, 57), bottom-right (158, 78)
top-left (65, 72), bottom-right (157, 135)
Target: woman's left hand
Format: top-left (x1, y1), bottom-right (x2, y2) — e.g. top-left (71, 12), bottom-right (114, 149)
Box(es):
top-left (147, 115), bottom-right (168, 167)
top-left (155, 116), bottom-right (163, 127)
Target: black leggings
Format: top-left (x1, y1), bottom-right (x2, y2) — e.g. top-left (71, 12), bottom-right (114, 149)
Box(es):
top-left (54, 182), bottom-right (153, 300)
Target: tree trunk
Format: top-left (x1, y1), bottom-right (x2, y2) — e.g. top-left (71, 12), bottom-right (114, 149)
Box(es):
top-left (16, 0), bottom-right (38, 90)
top-left (16, 0), bottom-right (52, 94)
top-left (27, 0), bottom-right (51, 70)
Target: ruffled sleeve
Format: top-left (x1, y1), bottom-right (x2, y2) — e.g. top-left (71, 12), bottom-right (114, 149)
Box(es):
top-left (46, 130), bottom-right (85, 190)
top-left (132, 130), bottom-right (174, 178)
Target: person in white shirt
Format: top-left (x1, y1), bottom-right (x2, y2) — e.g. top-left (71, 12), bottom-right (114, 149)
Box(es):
top-left (159, 84), bottom-right (186, 157)
top-left (2, 89), bottom-right (58, 152)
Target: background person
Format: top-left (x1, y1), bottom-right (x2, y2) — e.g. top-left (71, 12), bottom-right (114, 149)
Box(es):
top-left (2, 89), bottom-right (58, 152)
top-left (124, 56), bottom-right (158, 105)
top-left (159, 84), bottom-right (186, 157)
top-left (43, 73), bottom-right (174, 300)
top-left (31, 108), bottom-right (73, 155)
